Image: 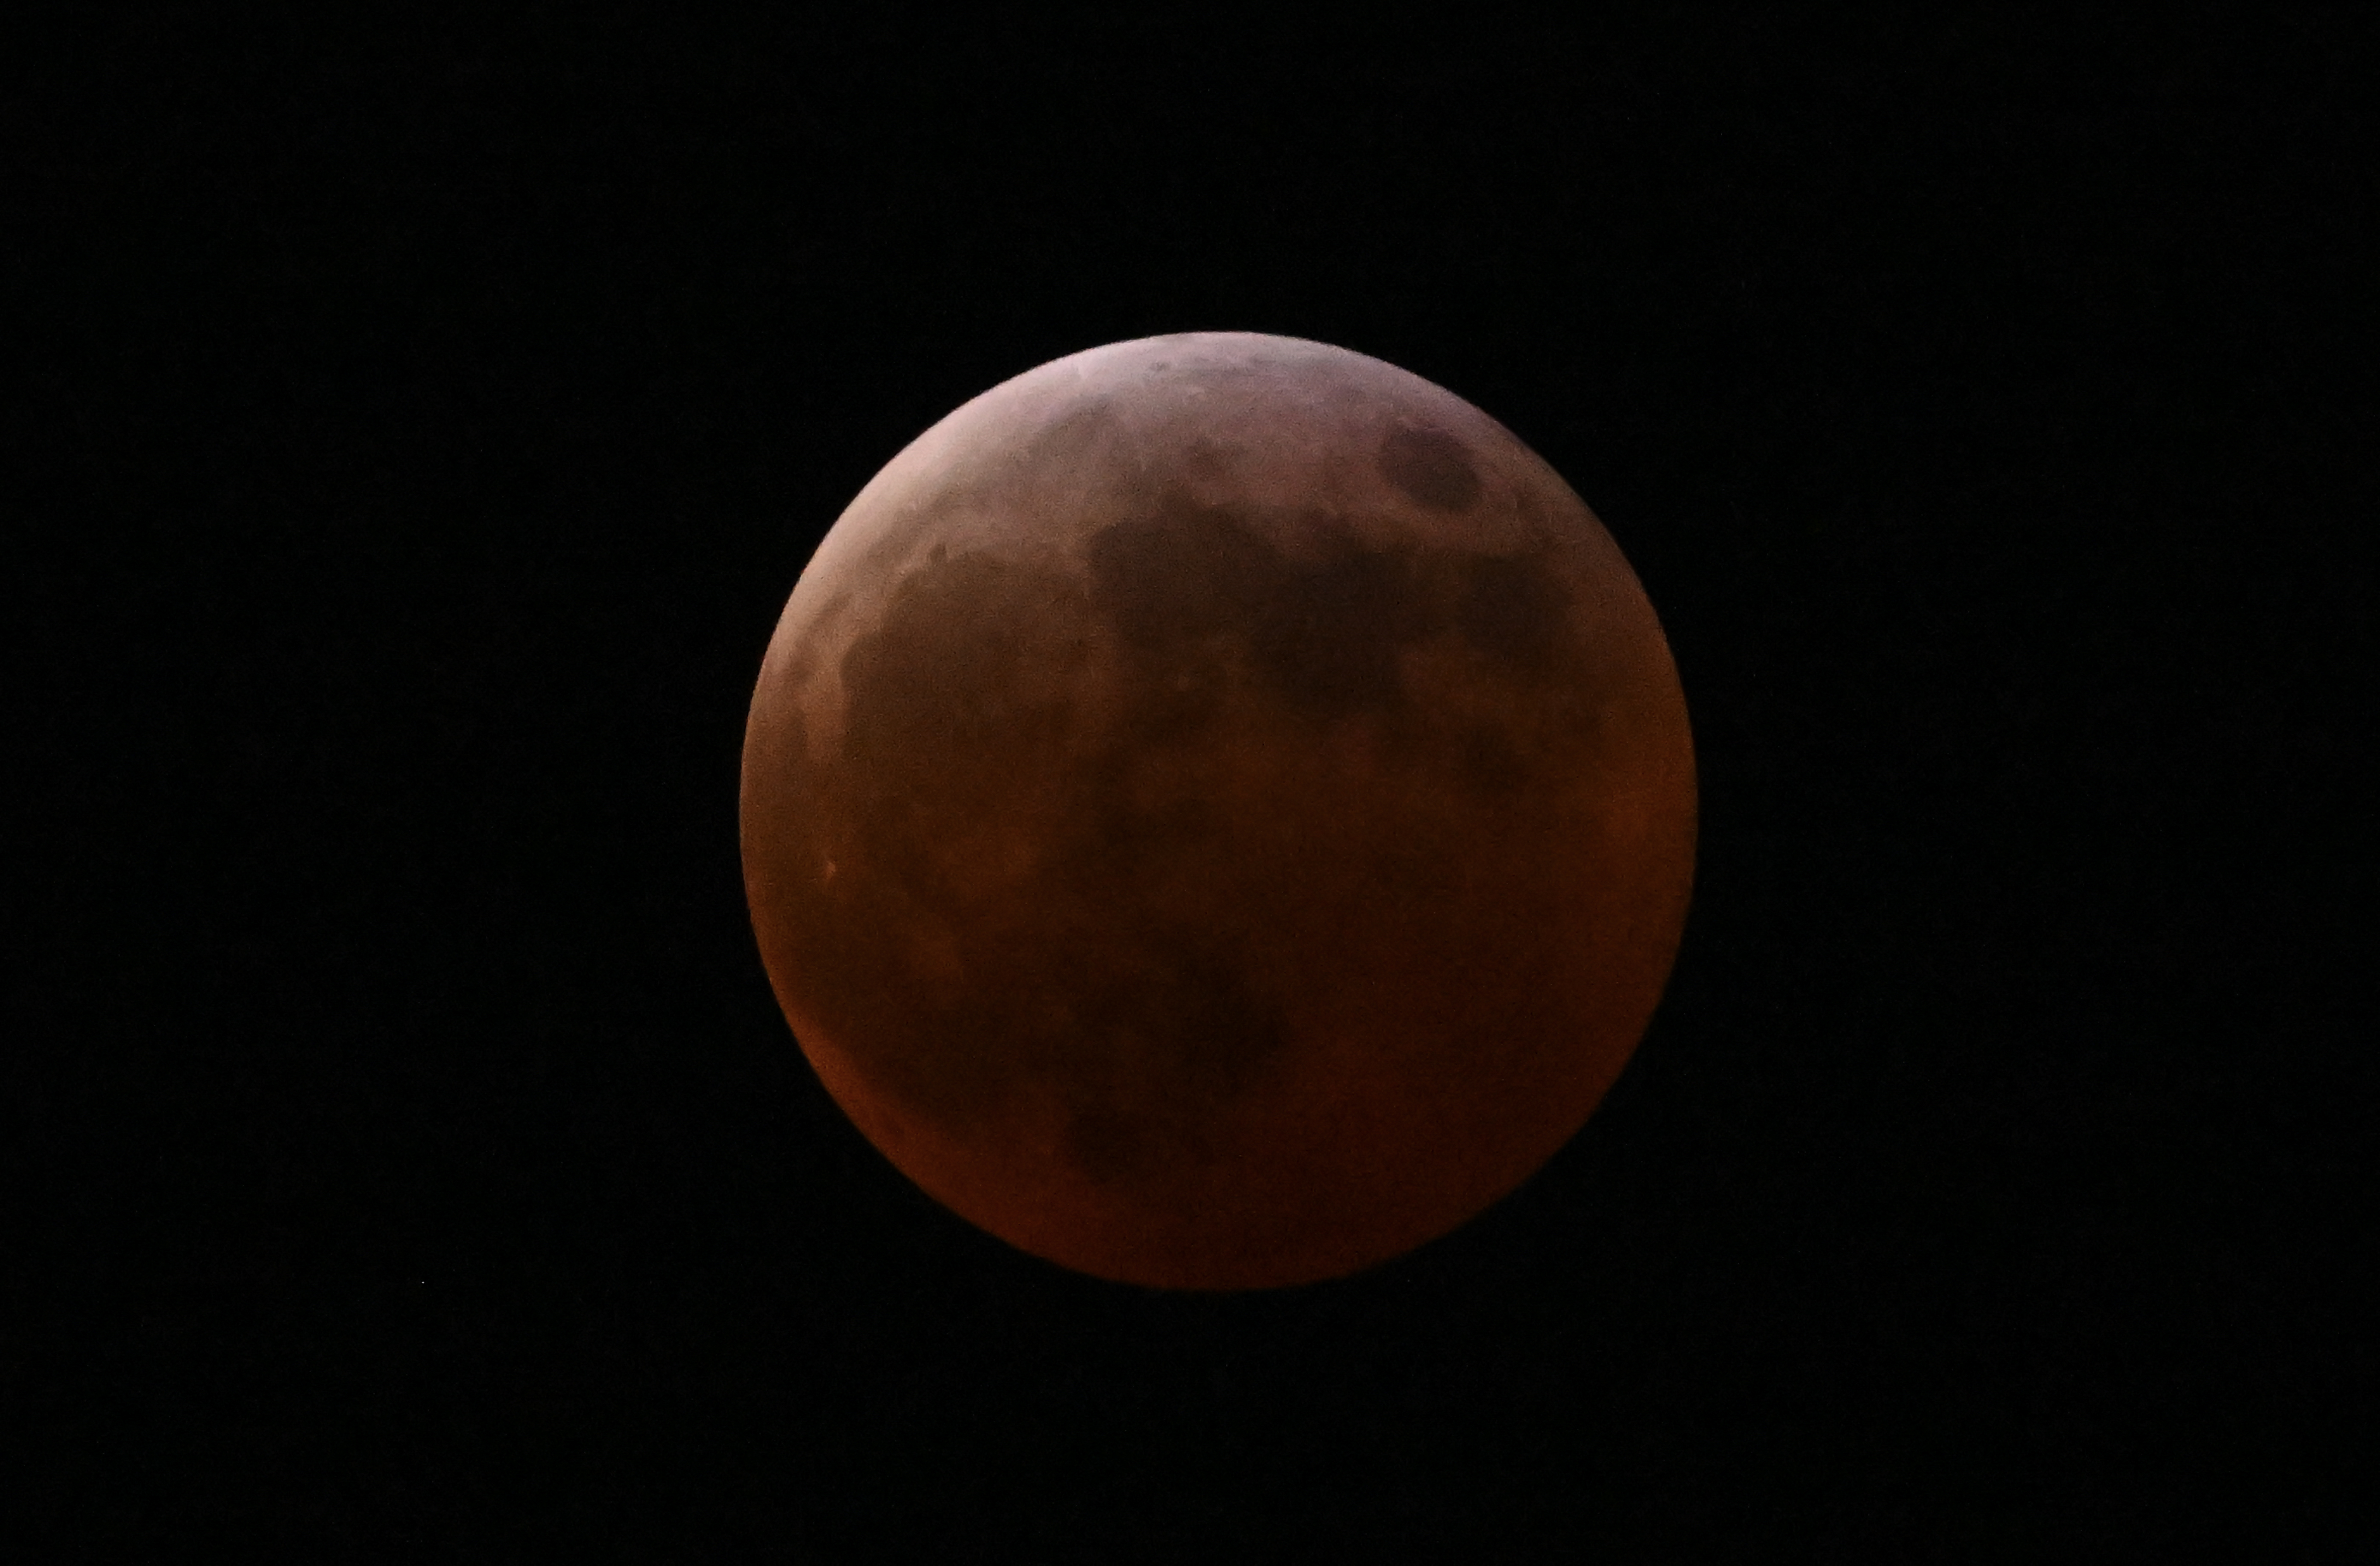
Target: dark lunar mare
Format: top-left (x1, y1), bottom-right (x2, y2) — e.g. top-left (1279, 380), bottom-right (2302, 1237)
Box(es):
top-left (780, 485), bottom-right (1603, 1187)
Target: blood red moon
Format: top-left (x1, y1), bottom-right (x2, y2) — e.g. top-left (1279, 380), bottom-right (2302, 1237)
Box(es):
top-left (740, 333), bottom-right (1695, 1290)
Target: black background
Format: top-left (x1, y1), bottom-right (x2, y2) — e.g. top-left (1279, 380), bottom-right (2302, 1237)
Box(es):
top-left (13, 9), bottom-right (2372, 1559)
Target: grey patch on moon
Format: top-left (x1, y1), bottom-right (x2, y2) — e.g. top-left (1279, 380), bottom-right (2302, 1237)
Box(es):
top-left (1379, 422), bottom-right (1483, 512)
top-left (1087, 494), bottom-right (1429, 723)
top-left (1086, 491), bottom-right (1575, 723)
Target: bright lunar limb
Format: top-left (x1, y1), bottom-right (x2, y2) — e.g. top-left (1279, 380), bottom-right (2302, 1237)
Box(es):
top-left (741, 333), bottom-right (1695, 1290)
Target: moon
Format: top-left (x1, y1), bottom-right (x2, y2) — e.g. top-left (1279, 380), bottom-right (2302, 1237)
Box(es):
top-left (741, 333), bottom-right (1695, 1290)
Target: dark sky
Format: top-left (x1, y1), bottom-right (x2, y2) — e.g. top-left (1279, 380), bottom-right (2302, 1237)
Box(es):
top-left (15, 10), bottom-right (2370, 1558)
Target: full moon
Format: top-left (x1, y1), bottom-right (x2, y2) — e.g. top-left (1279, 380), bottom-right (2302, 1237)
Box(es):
top-left (741, 333), bottom-right (1695, 1290)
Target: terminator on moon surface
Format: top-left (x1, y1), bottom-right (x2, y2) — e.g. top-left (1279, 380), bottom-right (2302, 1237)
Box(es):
top-left (741, 332), bottom-right (1695, 1290)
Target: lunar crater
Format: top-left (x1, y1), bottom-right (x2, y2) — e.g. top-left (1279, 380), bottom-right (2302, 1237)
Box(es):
top-left (1379, 421), bottom-right (1483, 512)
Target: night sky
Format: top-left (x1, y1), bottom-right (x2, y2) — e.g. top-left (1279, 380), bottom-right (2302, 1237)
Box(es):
top-left (16, 11), bottom-right (2369, 1558)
